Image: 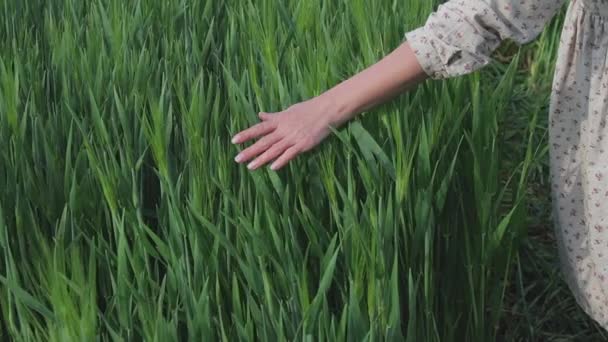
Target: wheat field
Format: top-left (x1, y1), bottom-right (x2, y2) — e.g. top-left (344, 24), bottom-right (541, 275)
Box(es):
top-left (0, 0), bottom-right (604, 341)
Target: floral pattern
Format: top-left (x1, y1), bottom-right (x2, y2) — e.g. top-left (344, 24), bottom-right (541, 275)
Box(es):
top-left (405, 0), bottom-right (608, 330)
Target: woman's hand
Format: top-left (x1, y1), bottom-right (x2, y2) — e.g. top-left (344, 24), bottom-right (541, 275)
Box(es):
top-left (231, 41), bottom-right (428, 172)
top-left (231, 96), bottom-right (345, 171)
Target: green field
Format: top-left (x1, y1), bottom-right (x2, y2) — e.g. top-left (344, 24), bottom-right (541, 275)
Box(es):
top-left (1, 0), bottom-right (605, 340)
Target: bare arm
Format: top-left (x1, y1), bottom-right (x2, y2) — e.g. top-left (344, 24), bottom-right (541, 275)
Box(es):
top-left (231, 41), bottom-right (429, 171)
top-left (317, 41), bottom-right (429, 127)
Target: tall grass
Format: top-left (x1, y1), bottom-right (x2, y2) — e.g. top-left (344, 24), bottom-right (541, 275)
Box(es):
top-left (0, 0), bottom-right (571, 340)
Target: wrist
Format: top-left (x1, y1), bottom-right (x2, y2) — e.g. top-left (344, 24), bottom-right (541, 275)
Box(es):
top-left (315, 87), bottom-right (357, 127)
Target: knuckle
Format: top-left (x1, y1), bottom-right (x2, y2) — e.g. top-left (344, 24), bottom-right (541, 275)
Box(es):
top-left (263, 134), bottom-right (278, 147)
top-left (238, 130), bottom-right (250, 140)
top-left (272, 127), bottom-right (285, 138)
top-left (286, 148), bottom-right (298, 157)
top-left (255, 123), bottom-right (266, 133)
top-left (302, 137), bottom-right (314, 149)
top-left (253, 142), bottom-right (266, 153)
top-left (270, 144), bottom-right (282, 155)
top-left (291, 137), bottom-right (302, 147)
top-left (288, 150), bottom-right (300, 160)
top-left (265, 120), bottom-right (277, 129)
top-left (254, 122), bottom-right (268, 134)
top-left (240, 148), bottom-right (253, 159)
top-left (257, 139), bottom-right (275, 153)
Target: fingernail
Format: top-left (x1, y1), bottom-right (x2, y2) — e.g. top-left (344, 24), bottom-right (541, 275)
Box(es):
top-left (235, 154), bottom-right (243, 162)
top-left (270, 162), bottom-right (277, 170)
top-left (247, 161), bottom-right (256, 169)
top-left (231, 135), bottom-right (240, 144)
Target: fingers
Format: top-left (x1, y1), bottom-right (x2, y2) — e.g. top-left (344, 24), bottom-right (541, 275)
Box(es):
top-left (246, 139), bottom-right (293, 170)
top-left (270, 144), bottom-right (301, 171)
top-left (234, 132), bottom-right (282, 164)
top-left (231, 119), bottom-right (275, 144)
top-left (232, 109), bottom-right (305, 170)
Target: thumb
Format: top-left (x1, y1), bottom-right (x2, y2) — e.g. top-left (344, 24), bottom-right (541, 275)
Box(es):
top-left (258, 111), bottom-right (272, 120)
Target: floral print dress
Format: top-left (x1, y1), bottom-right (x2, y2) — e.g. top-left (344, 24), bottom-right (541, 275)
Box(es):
top-left (404, 0), bottom-right (608, 330)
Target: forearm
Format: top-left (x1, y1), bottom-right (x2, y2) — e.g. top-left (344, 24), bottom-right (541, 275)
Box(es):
top-left (318, 41), bottom-right (429, 127)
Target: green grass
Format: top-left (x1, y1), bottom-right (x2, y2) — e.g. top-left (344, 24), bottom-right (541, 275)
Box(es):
top-left (1, 0), bottom-right (606, 340)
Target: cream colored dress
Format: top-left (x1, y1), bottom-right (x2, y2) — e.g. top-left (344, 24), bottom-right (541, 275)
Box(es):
top-left (405, 0), bottom-right (608, 330)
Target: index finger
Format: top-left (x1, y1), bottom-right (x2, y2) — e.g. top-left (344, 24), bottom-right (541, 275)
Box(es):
top-left (231, 120), bottom-right (276, 144)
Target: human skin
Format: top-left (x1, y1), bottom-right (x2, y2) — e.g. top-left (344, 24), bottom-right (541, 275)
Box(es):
top-left (231, 40), bottom-right (430, 171)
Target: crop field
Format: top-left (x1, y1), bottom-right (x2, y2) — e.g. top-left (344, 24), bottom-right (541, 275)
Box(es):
top-left (0, 0), bottom-right (605, 341)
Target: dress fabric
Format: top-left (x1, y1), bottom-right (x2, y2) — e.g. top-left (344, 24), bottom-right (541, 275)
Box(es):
top-left (405, 0), bottom-right (608, 330)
